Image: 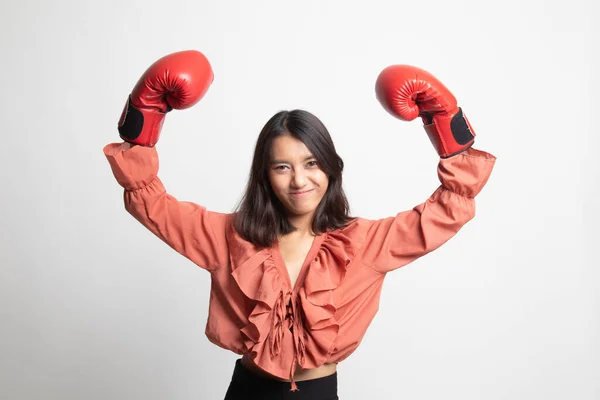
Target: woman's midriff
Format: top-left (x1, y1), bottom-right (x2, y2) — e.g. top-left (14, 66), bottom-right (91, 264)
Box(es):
top-left (240, 355), bottom-right (337, 382)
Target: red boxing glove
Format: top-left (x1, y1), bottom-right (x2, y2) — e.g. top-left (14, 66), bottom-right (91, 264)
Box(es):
top-left (118, 50), bottom-right (214, 147)
top-left (375, 65), bottom-right (475, 158)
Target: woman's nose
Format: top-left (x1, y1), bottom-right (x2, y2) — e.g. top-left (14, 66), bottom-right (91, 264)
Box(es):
top-left (292, 170), bottom-right (307, 187)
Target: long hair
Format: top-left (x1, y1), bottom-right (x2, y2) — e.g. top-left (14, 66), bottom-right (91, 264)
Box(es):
top-left (234, 109), bottom-right (353, 248)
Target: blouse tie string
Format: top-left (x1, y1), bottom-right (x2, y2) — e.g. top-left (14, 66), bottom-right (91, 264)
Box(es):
top-left (268, 290), bottom-right (307, 392)
top-left (289, 291), bottom-right (307, 391)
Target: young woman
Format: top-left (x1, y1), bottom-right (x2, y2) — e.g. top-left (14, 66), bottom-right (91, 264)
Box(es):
top-left (104, 50), bottom-right (496, 399)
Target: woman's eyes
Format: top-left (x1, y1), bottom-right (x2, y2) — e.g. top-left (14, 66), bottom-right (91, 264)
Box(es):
top-left (274, 161), bottom-right (318, 170)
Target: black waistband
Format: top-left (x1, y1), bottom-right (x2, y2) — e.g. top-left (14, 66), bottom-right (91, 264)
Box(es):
top-left (229, 358), bottom-right (338, 397)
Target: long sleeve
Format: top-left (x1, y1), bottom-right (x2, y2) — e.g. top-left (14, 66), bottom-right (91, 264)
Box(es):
top-left (103, 142), bottom-right (230, 272)
top-left (361, 147), bottom-right (496, 273)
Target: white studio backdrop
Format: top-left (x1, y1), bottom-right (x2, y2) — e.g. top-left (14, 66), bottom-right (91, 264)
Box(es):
top-left (1, 0), bottom-right (598, 399)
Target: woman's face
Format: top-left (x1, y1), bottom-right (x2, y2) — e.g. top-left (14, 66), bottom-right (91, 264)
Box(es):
top-left (268, 133), bottom-right (329, 218)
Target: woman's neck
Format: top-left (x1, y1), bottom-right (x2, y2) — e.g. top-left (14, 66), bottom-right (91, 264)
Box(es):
top-left (285, 213), bottom-right (315, 238)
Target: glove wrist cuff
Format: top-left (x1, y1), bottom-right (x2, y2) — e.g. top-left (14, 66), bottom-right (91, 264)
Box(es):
top-left (118, 95), bottom-right (166, 147)
top-left (426, 108), bottom-right (476, 158)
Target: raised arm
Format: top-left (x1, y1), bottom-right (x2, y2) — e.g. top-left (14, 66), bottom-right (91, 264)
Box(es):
top-left (362, 147), bottom-right (495, 273)
top-left (362, 64), bottom-right (496, 273)
top-left (103, 50), bottom-right (228, 272)
top-left (104, 143), bottom-right (229, 272)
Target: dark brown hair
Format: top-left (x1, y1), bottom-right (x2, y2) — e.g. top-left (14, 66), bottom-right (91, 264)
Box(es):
top-left (234, 109), bottom-right (353, 247)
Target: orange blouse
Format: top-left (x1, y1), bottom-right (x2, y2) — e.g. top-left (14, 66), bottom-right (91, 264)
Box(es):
top-left (103, 142), bottom-right (496, 391)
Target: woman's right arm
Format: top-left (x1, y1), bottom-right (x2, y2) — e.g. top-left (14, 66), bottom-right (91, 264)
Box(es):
top-left (103, 142), bottom-right (229, 272)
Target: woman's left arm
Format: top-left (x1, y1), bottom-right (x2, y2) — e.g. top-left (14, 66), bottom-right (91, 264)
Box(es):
top-left (362, 147), bottom-right (496, 273)
top-left (363, 64), bottom-right (496, 273)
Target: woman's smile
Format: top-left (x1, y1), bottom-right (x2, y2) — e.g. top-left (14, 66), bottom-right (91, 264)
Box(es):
top-left (290, 189), bottom-right (314, 197)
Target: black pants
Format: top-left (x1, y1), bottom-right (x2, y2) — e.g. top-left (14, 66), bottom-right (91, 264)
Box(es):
top-left (224, 359), bottom-right (339, 400)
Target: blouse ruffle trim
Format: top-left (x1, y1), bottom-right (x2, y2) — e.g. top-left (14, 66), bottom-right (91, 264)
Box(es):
top-left (227, 219), bottom-right (369, 379)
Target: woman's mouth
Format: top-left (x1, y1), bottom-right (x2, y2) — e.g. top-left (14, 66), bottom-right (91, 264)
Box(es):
top-left (290, 189), bottom-right (314, 197)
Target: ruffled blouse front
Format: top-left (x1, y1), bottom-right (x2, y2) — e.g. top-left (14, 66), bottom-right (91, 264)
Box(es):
top-left (226, 219), bottom-right (370, 389)
top-left (103, 142), bottom-right (496, 391)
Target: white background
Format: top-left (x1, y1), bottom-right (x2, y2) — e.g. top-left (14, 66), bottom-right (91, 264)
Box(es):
top-left (1, 0), bottom-right (598, 399)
